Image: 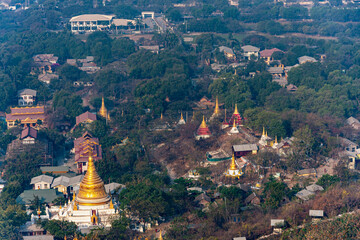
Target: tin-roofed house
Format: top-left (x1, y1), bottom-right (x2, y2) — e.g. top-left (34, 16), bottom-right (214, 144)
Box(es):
top-left (30, 175), bottom-right (54, 190)
top-left (18, 89), bottom-right (37, 107)
top-left (232, 144), bottom-right (258, 157)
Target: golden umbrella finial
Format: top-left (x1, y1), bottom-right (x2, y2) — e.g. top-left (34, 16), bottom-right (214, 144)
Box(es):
top-left (200, 115), bottom-right (207, 128)
top-left (230, 153), bottom-right (237, 171)
top-left (99, 97), bottom-right (107, 119)
top-left (214, 96), bottom-right (220, 115)
top-left (234, 104), bottom-right (239, 115)
top-left (262, 127), bottom-right (265, 136)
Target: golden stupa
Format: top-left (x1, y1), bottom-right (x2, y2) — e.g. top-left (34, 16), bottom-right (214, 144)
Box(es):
top-left (229, 153), bottom-right (237, 171)
top-left (233, 103), bottom-right (239, 115)
top-left (214, 96), bottom-right (220, 115)
top-left (98, 97), bottom-right (108, 119)
top-left (76, 154), bottom-right (110, 206)
top-left (200, 115), bottom-right (207, 128)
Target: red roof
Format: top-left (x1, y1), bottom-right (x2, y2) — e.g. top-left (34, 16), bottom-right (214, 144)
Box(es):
top-left (196, 126), bottom-right (212, 136)
top-left (229, 113), bottom-right (242, 125)
top-left (20, 127), bottom-right (38, 139)
top-left (76, 111), bottom-right (97, 125)
top-left (260, 48), bottom-right (283, 58)
top-left (74, 131), bottom-right (102, 163)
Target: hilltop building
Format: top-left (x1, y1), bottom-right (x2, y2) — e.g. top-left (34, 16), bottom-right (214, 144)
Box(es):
top-left (74, 132), bottom-right (102, 174)
top-left (195, 116), bottom-right (211, 140)
top-left (32, 54), bottom-right (58, 74)
top-left (76, 111), bottom-right (97, 126)
top-left (6, 106), bottom-right (45, 128)
top-left (6, 127), bottom-right (53, 163)
top-left (241, 45), bottom-right (260, 60)
top-left (18, 89), bottom-right (36, 107)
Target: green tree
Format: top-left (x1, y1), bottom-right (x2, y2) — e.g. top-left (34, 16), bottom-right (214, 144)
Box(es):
top-left (40, 220), bottom-right (79, 240)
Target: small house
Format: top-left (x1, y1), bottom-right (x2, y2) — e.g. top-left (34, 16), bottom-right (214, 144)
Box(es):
top-left (51, 176), bottom-right (70, 195)
top-left (232, 144), bottom-right (258, 157)
top-left (271, 219), bottom-right (285, 233)
top-left (30, 175), bottom-right (54, 190)
top-left (295, 189), bottom-right (314, 201)
top-left (219, 46), bottom-right (236, 60)
top-left (20, 127), bottom-right (37, 144)
top-left (309, 210), bottom-right (324, 222)
top-left (241, 45), bottom-right (260, 60)
top-left (18, 89), bottom-right (37, 107)
top-left (76, 111), bottom-right (97, 125)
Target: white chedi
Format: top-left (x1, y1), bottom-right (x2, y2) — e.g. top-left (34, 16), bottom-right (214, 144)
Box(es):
top-left (229, 120), bottom-right (239, 134)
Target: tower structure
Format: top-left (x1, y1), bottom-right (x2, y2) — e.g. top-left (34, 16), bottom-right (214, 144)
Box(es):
top-left (229, 104), bottom-right (242, 125)
top-left (178, 112), bottom-right (186, 125)
top-left (195, 116), bottom-right (211, 140)
top-left (213, 96), bottom-right (220, 116)
top-left (225, 153), bottom-right (243, 178)
top-left (229, 119), bottom-right (239, 134)
top-left (98, 97), bottom-right (108, 120)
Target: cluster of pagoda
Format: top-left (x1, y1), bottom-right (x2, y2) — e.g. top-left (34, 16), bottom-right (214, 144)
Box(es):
top-left (194, 97), bottom-right (243, 140)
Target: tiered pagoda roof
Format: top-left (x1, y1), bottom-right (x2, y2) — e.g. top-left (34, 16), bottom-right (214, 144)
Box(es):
top-left (196, 116), bottom-right (211, 139)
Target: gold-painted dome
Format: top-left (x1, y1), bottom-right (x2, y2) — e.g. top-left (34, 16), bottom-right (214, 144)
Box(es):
top-left (76, 155), bottom-right (110, 206)
top-left (98, 97), bottom-right (107, 119)
top-left (229, 153), bottom-right (238, 171)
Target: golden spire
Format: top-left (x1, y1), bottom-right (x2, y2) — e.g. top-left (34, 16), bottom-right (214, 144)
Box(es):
top-left (200, 116), bottom-right (207, 128)
top-left (234, 104), bottom-right (239, 115)
top-left (76, 154), bottom-right (110, 206)
top-left (214, 96), bottom-right (220, 115)
top-left (230, 153), bottom-right (237, 171)
top-left (180, 112), bottom-right (184, 120)
top-left (266, 131), bottom-right (268, 137)
top-left (98, 97), bottom-right (107, 119)
top-left (158, 230), bottom-right (163, 240)
top-left (262, 127), bottom-right (265, 136)
top-left (160, 113), bottom-right (163, 120)
top-left (275, 136), bottom-right (278, 144)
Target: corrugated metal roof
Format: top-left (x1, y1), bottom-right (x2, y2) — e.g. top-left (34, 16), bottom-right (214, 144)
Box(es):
top-left (70, 14), bottom-right (114, 22)
top-left (233, 144), bottom-right (258, 152)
